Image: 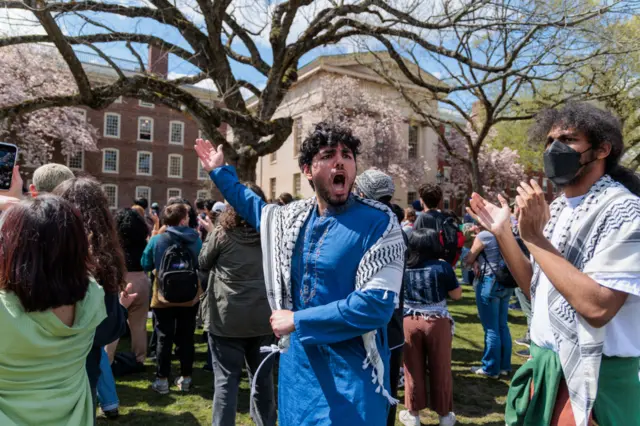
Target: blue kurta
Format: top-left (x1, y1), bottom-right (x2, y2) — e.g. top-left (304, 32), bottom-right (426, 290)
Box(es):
top-left (211, 167), bottom-right (397, 426)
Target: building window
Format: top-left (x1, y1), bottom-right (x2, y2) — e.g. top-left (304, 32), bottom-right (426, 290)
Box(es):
top-left (139, 99), bottom-right (154, 108)
top-left (135, 186), bottom-right (151, 202)
top-left (270, 178), bottom-right (276, 201)
top-left (104, 113), bottom-right (120, 138)
top-left (408, 125), bottom-right (418, 159)
top-left (542, 177), bottom-right (549, 192)
top-left (407, 191), bottom-right (417, 205)
top-left (102, 148), bottom-right (119, 173)
top-left (270, 151), bottom-right (277, 163)
top-left (293, 118), bottom-right (303, 157)
top-left (168, 154), bottom-right (183, 178)
top-left (443, 195), bottom-right (451, 210)
top-left (137, 151), bottom-right (152, 176)
top-left (167, 188), bottom-right (182, 201)
top-left (293, 173), bottom-right (301, 195)
top-left (198, 161), bottom-right (209, 180)
top-left (443, 166), bottom-right (451, 183)
top-left (102, 184), bottom-right (118, 209)
top-left (138, 117), bottom-right (154, 142)
top-left (197, 189), bottom-right (209, 200)
top-left (67, 150), bottom-right (84, 171)
top-left (169, 121), bottom-right (184, 145)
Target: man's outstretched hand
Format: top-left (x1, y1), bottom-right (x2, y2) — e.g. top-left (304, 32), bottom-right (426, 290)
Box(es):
top-left (194, 138), bottom-right (225, 173)
top-left (466, 192), bottom-right (512, 236)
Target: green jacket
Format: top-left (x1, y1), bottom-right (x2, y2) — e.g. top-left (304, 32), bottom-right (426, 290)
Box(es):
top-left (199, 225), bottom-right (272, 338)
top-left (0, 279), bottom-right (106, 425)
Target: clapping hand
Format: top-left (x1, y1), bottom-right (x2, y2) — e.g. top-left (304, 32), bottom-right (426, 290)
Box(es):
top-left (466, 192), bottom-right (512, 236)
top-left (515, 180), bottom-right (550, 244)
top-left (194, 139), bottom-right (225, 173)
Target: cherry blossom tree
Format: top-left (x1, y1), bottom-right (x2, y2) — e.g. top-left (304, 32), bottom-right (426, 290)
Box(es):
top-left (315, 75), bottom-right (427, 188)
top-left (0, 46), bottom-right (98, 167)
top-left (440, 123), bottom-right (526, 201)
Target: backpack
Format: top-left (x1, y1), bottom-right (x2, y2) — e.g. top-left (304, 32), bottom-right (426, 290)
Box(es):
top-left (437, 216), bottom-right (463, 265)
top-left (157, 236), bottom-right (199, 303)
top-left (481, 234), bottom-right (530, 289)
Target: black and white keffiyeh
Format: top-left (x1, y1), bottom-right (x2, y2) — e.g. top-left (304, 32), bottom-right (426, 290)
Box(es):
top-left (530, 175), bottom-right (640, 426)
top-left (259, 195), bottom-right (406, 404)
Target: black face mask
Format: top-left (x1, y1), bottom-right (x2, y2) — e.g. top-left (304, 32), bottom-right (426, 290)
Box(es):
top-left (543, 140), bottom-right (594, 186)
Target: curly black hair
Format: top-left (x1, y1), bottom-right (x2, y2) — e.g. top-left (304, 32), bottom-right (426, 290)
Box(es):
top-left (298, 121), bottom-right (361, 174)
top-left (529, 102), bottom-right (640, 195)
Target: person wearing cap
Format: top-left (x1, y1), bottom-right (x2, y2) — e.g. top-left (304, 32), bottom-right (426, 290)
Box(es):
top-left (354, 169), bottom-right (408, 426)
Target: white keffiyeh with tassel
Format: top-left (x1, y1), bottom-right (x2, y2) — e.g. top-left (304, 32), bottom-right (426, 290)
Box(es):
top-left (258, 195), bottom-right (406, 404)
top-left (530, 175), bottom-right (640, 426)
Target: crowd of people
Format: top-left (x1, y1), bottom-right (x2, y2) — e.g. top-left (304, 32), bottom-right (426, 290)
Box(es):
top-left (0, 102), bottom-right (639, 426)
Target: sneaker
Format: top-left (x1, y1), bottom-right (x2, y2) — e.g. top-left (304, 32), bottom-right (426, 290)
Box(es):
top-left (439, 412), bottom-right (457, 426)
top-left (398, 410), bottom-right (420, 426)
top-left (174, 376), bottom-right (192, 392)
top-left (470, 366), bottom-right (499, 379)
top-left (515, 337), bottom-right (531, 348)
top-left (151, 378), bottom-right (169, 395)
top-left (516, 348), bottom-right (530, 358)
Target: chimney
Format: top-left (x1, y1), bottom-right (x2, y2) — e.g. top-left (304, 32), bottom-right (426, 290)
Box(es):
top-left (148, 45), bottom-right (168, 77)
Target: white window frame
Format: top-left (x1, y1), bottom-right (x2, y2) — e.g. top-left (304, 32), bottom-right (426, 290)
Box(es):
top-left (407, 191), bottom-right (417, 205)
top-left (293, 117), bottom-right (303, 157)
top-left (135, 186), bottom-right (151, 202)
top-left (169, 121), bottom-right (185, 145)
top-left (269, 177), bottom-right (276, 201)
top-left (197, 189), bottom-right (209, 200)
top-left (136, 151), bottom-right (153, 176)
top-left (270, 151), bottom-right (277, 164)
top-left (443, 166), bottom-right (452, 183)
top-left (139, 99), bottom-right (155, 108)
top-left (168, 154), bottom-right (183, 178)
top-left (137, 116), bottom-right (154, 142)
top-left (103, 113), bottom-right (121, 138)
top-left (408, 124), bottom-right (419, 159)
top-left (293, 173), bottom-right (301, 195)
top-left (66, 150), bottom-right (84, 171)
top-left (167, 188), bottom-right (182, 202)
top-left (102, 148), bottom-right (119, 174)
top-left (114, 96), bottom-right (123, 103)
top-left (197, 161), bottom-right (209, 180)
top-left (102, 184), bottom-right (118, 209)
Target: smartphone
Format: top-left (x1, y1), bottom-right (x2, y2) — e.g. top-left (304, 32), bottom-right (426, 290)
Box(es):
top-left (0, 142), bottom-right (18, 191)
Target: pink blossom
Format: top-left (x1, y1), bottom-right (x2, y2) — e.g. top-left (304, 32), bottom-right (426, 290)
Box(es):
top-left (0, 46), bottom-right (98, 167)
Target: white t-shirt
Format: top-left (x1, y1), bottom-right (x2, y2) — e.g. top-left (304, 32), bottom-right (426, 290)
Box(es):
top-left (531, 195), bottom-right (640, 357)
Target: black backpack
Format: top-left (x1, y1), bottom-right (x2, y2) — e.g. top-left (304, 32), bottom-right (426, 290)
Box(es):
top-left (437, 216), bottom-right (461, 265)
top-left (157, 236), bottom-right (199, 303)
top-left (481, 234), bottom-right (530, 289)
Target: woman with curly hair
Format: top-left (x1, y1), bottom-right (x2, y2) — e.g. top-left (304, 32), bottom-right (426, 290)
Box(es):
top-left (199, 183), bottom-right (276, 426)
top-left (52, 178), bottom-right (135, 409)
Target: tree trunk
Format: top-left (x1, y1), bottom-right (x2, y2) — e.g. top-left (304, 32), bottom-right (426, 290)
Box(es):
top-left (234, 153), bottom-right (258, 183)
top-left (469, 155), bottom-right (484, 197)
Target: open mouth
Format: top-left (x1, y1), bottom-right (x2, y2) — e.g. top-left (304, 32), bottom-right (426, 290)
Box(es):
top-left (332, 174), bottom-right (347, 194)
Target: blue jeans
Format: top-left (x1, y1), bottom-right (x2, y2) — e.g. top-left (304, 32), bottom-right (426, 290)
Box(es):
top-left (97, 348), bottom-right (119, 412)
top-left (475, 275), bottom-right (513, 376)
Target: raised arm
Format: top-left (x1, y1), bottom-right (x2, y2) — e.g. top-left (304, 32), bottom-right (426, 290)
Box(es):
top-left (195, 139), bottom-right (266, 231)
top-left (468, 193), bottom-right (533, 296)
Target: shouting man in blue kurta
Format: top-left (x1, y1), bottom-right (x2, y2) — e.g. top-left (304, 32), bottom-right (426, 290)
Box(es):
top-left (194, 122), bottom-right (406, 426)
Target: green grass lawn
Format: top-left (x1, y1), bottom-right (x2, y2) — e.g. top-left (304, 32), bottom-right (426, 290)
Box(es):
top-left (98, 286), bottom-right (527, 425)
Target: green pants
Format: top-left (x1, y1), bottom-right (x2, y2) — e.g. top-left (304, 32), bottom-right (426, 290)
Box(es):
top-left (505, 343), bottom-right (640, 426)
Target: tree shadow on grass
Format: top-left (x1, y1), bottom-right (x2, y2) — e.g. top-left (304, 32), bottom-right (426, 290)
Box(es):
top-left (97, 409), bottom-right (201, 426)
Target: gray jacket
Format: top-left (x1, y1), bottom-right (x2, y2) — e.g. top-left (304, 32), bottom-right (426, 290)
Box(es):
top-left (199, 225), bottom-right (272, 338)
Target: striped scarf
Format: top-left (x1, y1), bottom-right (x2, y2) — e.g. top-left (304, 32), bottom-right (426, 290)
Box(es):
top-left (530, 175), bottom-right (640, 425)
top-left (260, 195), bottom-right (406, 404)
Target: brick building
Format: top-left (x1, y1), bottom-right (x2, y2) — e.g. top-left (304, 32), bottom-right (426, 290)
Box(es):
top-left (30, 46), bottom-right (222, 209)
